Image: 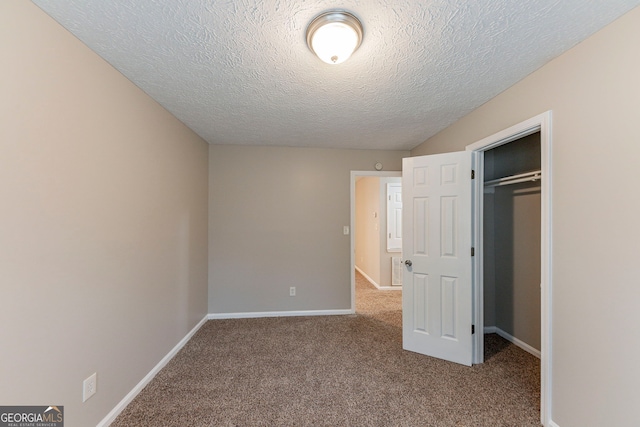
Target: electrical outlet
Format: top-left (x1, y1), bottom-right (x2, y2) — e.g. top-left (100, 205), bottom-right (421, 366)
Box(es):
top-left (289, 287), bottom-right (296, 297)
top-left (83, 372), bottom-right (97, 402)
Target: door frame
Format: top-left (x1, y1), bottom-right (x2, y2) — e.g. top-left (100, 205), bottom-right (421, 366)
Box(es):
top-left (350, 170), bottom-right (402, 313)
top-left (466, 111), bottom-right (552, 425)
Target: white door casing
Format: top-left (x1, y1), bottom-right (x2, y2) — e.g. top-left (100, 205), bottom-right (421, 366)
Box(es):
top-left (402, 151), bottom-right (473, 366)
top-left (466, 110), bottom-right (552, 425)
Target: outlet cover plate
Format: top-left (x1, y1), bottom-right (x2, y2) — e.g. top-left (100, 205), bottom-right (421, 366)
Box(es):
top-left (83, 372), bottom-right (97, 402)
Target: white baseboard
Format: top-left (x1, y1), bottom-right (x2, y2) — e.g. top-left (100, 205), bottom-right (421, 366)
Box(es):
top-left (483, 326), bottom-right (541, 359)
top-left (355, 265), bottom-right (380, 288)
top-left (97, 315), bottom-right (208, 427)
top-left (355, 266), bottom-right (402, 291)
top-left (547, 420), bottom-right (560, 427)
top-left (208, 309), bottom-right (354, 320)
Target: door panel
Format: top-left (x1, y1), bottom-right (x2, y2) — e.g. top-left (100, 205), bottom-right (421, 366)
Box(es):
top-left (414, 197), bottom-right (428, 255)
top-left (387, 183), bottom-right (403, 251)
top-left (402, 151), bottom-right (473, 366)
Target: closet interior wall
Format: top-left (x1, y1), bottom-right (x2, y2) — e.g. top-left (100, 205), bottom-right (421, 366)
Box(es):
top-left (483, 132), bottom-right (542, 352)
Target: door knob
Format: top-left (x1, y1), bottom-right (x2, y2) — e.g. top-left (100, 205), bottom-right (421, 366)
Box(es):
top-left (404, 259), bottom-right (412, 267)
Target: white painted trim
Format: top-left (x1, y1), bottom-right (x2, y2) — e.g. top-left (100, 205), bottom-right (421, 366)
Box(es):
top-left (350, 170), bottom-right (402, 312)
top-left (540, 112), bottom-right (553, 427)
top-left (483, 326), bottom-right (497, 334)
top-left (208, 309), bottom-right (353, 320)
top-left (471, 149), bottom-right (485, 365)
top-left (97, 315), bottom-right (208, 427)
top-left (484, 326), bottom-right (541, 359)
top-left (355, 265), bottom-right (402, 291)
top-left (375, 286), bottom-right (402, 291)
top-left (355, 265), bottom-right (380, 288)
top-left (499, 330), bottom-right (541, 359)
top-left (466, 110), bottom-right (552, 427)
top-left (548, 420), bottom-right (560, 427)
top-left (465, 113), bottom-right (546, 152)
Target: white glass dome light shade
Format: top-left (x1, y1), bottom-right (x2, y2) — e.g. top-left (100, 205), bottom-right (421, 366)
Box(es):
top-left (311, 22), bottom-right (359, 64)
top-left (306, 11), bottom-right (363, 65)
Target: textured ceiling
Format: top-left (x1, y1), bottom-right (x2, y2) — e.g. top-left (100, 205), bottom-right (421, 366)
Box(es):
top-left (32, 0), bottom-right (639, 150)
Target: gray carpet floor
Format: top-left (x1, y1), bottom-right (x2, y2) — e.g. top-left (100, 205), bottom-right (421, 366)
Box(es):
top-left (111, 272), bottom-right (540, 426)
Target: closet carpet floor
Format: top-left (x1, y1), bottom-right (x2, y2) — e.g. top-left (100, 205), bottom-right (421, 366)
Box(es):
top-left (111, 272), bottom-right (541, 426)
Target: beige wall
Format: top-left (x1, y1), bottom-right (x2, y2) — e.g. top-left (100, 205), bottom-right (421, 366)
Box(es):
top-left (0, 3), bottom-right (209, 426)
top-left (209, 145), bottom-right (407, 313)
top-left (355, 177), bottom-right (381, 284)
top-left (411, 6), bottom-right (640, 426)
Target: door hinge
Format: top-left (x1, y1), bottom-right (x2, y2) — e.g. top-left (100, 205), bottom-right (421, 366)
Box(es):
top-left (472, 325), bottom-right (475, 334)
top-left (471, 247), bottom-right (475, 256)
top-left (471, 170), bottom-right (475, 179)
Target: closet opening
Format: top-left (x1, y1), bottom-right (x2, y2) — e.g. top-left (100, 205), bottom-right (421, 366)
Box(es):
top-left (482, 132), bottom-right (542, 359)
top-left (467, 111), bottom-right (551, 425)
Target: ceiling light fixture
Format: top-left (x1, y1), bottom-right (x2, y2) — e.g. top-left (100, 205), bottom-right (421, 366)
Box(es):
top-left (306, 11), bottom-right (363, 65)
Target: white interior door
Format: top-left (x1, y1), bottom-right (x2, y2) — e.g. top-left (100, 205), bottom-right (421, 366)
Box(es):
top-left (387, 183), bottom-right (403, 252)
top-left (402, 151), bottom-right (473, 366)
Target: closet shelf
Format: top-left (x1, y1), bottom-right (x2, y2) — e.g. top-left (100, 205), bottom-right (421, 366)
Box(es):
top-left (484, 170), bottom-right (541, 188)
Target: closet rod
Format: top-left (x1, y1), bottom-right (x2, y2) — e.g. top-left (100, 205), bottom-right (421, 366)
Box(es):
top-left (484, 170), bottom-right (541, 188)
